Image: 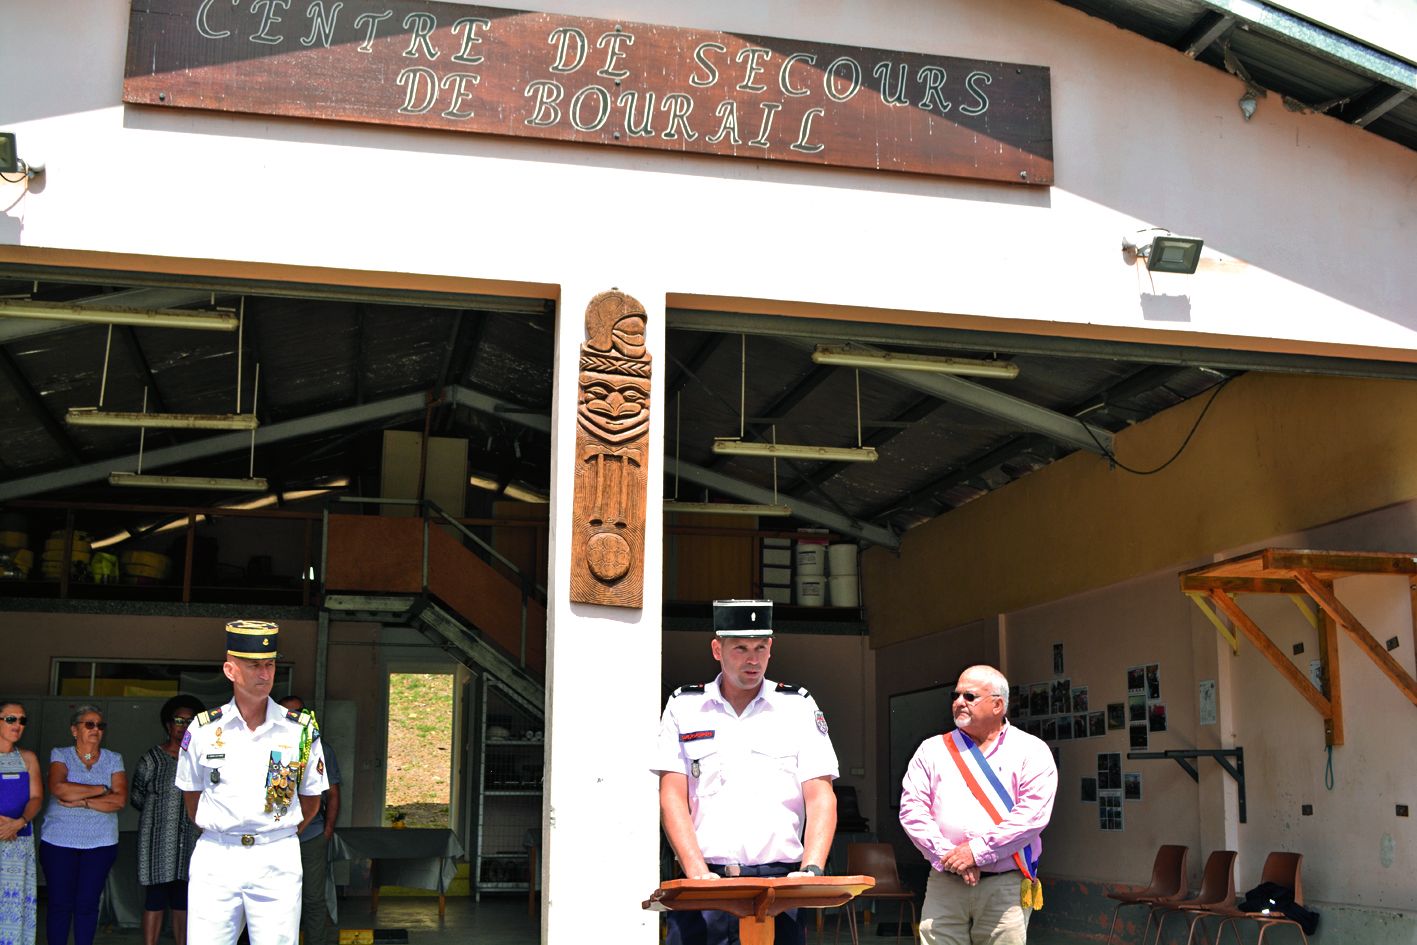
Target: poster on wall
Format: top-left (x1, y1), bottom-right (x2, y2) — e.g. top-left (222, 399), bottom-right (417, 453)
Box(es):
top-left (1129, 721), bottom-right (1148, 750)
top-left (1129, 694), bottom-right (1147, 723)
top-left (1097, 752), bottom-right (1121, 791)
top-left (1030, 684), bottom-right (1050, 717)
top-left (1058, 715), bottom-right (1074, 740)
top-left (1088, 711), bottom-right (1106, 738)
top-left (1124, 772), bottom-right (1142, 801)
top-left (1051, 678), bottom-right (1071, 714)
top-left (1071, 686), bottom-right (1089, 712)
top-left (1099, 791), bottom-right (1124, 830)
top-left (1127, 665), bottom-right (1145, 694)
top-left (1107, 702), bottom-right (1126, 730)
top-left (1053, 643), bottom-right (1066, 675)
top-left (1146, 663), bottom-right (1162, 700)
top-left (1010, 685), bottom-right (1024, 719)
top-left (1198, 679), bottom-right (1217, 726)
top-left (1149, 703), bottom-right (1168, 733)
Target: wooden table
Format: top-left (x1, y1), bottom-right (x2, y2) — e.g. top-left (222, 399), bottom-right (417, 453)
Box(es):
top-left (331, 827), bottom-right (464, 917)
top-left (644, 876), bottom-right (875, 945)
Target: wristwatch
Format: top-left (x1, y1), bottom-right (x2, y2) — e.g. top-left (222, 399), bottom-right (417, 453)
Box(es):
top-left (801, 864), bottom-right (824, 876)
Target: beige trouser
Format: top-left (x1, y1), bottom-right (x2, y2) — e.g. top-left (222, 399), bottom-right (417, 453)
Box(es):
top-left (918, 869), bottom-right (1032, 945)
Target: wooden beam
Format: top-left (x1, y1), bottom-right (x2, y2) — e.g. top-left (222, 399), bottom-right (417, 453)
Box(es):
top-left (1318, 604), bottom-right (1344, 746)
top-left (1292, 570), bottom-right (1417, 708)
top-left (1287, 594), bottom-right (1319, 629)
top-left (1181, 575), bottom-right (1304, 595)
top-left (1186, 591), bottom-right (1239, 654)
top-left (1208, 590), bottom-right (1332, 720)
top-left (1266, 549), bottom-right (1417, 576)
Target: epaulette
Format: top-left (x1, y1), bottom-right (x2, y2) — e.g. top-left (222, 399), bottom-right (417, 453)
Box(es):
top-left (671, 683), bottom-right (707, 698)
top-left (775, 682), bottom-right (809, 696)
top-left (195, 707), bottom-right (223, 726)
top-left (285, 707), bottom-right (316, 727)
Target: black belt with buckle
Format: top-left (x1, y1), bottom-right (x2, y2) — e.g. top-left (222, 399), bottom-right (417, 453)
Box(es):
top-left (708, 862), bottom-right (798, 878)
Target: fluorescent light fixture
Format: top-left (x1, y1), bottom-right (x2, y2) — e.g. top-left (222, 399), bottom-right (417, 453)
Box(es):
top-left (712, 438), bottom-right (878, 463)
top-left (469, 474), bottom-right (548, 504)
top-left (0, 299), bottom-right (239, 331)
top-left (108, 472), bottom-right (269, 491)
top-left (812, 345), bottom-right (1019, 378)
top-left (67, 408), bottom-right (259, 431)
top-left (664, 500), bottom-right (793, 517)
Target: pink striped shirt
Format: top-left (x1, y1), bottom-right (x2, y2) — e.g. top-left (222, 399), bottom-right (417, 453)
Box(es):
top-left (898, 721), bottom-right (1057, 872)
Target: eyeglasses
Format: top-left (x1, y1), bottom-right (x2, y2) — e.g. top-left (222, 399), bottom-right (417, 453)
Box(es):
top-left (951, 690), bottom-right (1001, 703)
top-left (79, 720), bottom-right (108, 731)
top-left (0, 715), bottom-right (26, 725)
top-left (168, 717), bottom-right (194, 726)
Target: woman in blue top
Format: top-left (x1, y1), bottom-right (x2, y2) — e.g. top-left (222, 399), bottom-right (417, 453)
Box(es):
top-left (40, 705), bottom-right (126, 945)
top-left (0, 699), bottom-right (42, 945)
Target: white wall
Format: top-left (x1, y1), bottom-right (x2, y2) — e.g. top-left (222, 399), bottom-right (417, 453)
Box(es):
top-left (3, 0), bottom-right (1416, 358)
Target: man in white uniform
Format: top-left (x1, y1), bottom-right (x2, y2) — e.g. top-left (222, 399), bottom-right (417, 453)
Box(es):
top-left (653, 599), bottom-right (839, 945)
top-left (177, 620), bottom-right (328, 945)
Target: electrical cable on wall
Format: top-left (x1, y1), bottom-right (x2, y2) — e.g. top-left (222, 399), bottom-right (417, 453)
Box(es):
top-left (1085, 376), bottom-right (1232, 476)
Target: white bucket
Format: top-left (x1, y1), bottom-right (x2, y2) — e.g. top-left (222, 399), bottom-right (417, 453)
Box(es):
top-left (795, 575), bottom-right (826, 607)
top-left (828, 574), bottom-right (860, 607)
top-left (827, 543), bottom-right (858, 576)
top-left (795, 541), bottom-right (827, 575)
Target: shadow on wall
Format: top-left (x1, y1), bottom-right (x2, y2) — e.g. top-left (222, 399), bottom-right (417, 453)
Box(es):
top-left (1139, 293), bottom-right (1192, 322)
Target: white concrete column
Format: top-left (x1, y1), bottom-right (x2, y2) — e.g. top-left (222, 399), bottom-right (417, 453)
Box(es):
top-left (542, 281), bottom-right (665, 945)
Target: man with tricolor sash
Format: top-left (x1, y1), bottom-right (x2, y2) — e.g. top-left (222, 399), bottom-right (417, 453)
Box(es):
top-left (899, 665), bottom-right (1057, 945)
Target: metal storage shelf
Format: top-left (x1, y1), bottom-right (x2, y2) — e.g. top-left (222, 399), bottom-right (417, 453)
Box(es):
top-left (473, 681), bottom-right (543, 900)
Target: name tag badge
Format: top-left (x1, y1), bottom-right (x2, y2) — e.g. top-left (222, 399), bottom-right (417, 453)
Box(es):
top-left (0, 773), bottom-right (18, 780)
top-left (205, 753), bottom-right (225, 761)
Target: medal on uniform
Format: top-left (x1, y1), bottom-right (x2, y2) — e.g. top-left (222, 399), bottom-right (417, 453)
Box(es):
top-left (264, 751), bottom-right (298, 819)
top-left (691, 760), bottom-right (700, 779)
top-left (210, 770), bottom-right (220, 784)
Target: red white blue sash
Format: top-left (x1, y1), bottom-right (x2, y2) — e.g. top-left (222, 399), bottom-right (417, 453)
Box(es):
top-left (942, 729), bottom-right (1043, 909)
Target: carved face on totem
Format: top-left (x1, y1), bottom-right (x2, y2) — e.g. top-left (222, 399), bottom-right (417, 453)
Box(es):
top-left (577, 299), bottom-right (651, 444)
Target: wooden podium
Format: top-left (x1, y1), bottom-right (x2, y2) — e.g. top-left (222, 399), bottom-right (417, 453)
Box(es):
top-left (644, 875), bottom-right (875, 945)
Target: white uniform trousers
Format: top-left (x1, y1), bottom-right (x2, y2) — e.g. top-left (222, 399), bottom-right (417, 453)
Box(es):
top-left (188, 832), bottom-right (303, 945)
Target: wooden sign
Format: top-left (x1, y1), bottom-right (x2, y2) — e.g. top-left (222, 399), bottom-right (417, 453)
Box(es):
top-left (571, 290), bottom-right (650, 608)
top-left (123, 1), bottom-right (1053, 184)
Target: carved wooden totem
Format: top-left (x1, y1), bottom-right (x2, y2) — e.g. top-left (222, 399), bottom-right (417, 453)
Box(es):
top-left (571, 290), bottom-right (651, 607)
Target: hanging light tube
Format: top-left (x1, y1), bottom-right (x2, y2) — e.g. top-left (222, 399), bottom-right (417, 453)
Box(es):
top-left (67, 408), bottom-right (259, 431)
top-left (664, 501), bottom-right (794, 517)
top-left (712, 438), bottom-right (879, 463)
top-left (108, 472), bottom-right (269, 491)
top-left (0, 299), bottom-right (239, 331)
top-left (812, 345), bottom-right (1019, 379)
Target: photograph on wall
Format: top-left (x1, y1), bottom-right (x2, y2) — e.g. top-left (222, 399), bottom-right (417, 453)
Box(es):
top-left (1024, 719), bottom-right (1042, 738)
top-left (1030, 684), bottom-right (1050, 717)
top-left (1149, 703), bottom-right (1168, 733)
top-left (1199, 679), bottom-right (1217, 726)
top-left (1127, 665), bottom-right (1146, 694)
top-left (1107, 702), bottom-right (1126, 730)
top-left (1129, 693), bottom-right (1147, 723)
top-left (1058, 714), bottom-right (1073, 740)
top-left (1124, 772), bottom-right (1142, 801)
top-left (1053, 642), bottom-right (1065, 675)
top-left (1051, 678), bottom-right (1072, 714)
top-left (1073, 713), bottom-right (1088, 738)
top-left (1099, 791), bottom-right (1124, 830)
top-left (1071, 686), bottom-right (1089, 712)
top-left (1010, 685), bottom-right (1024, 718)
top-left (1043, 718), bottom-right (1058, 742)
top-left (1088, 710), bottom-right (1106, 738)
top-left (1081, 777), bottom-right (1097, 802)
top-left (1129, 721), bottom-right (1149, 750)
top-left (1146, 663), bottom-right (1161, 700)
top-left (1097, 752), bottom-right (1121, 791)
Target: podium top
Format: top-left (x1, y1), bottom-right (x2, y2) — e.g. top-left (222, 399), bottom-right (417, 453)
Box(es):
top-left (643, 875), bottom-right (875, 919)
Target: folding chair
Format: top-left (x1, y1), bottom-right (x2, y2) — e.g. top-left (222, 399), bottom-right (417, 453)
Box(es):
top-left (1198, 852), bottom-right (1310, 945)
top-left (1149, 849), bottom-right (1236, 945)
top-left (1104, 844), bottom-right (1189, 945)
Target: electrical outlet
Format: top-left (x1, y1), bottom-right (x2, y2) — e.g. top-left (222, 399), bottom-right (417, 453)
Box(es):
top-left (1387, 636), bottom-right (1400, 651)
top-left (1398, 805), bottom-right (1410, 817)
top-left (1301, 804), bottom-right (1313, 816)
top-left (1292, 642), bottom-right (1304, 655)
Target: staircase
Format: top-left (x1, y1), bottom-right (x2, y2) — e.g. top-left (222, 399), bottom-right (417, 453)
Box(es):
top-left (320, 501), bottom-right (546, 721)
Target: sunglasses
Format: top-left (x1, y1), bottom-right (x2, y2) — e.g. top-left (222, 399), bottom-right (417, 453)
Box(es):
top-left (79, 720), bottom-right (108, 731)
top-left (951, 690), bottom-right (1000, 703)
top-left (168, 717), bottom-right (194, 726)
top-left (0, 715), bottom-right (25, 725)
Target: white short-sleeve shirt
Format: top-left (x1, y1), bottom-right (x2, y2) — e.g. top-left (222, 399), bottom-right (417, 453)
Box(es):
top-left (176, 696), bottom-right (329, 836)
top-left (652, 675), bottom-right (839, 867)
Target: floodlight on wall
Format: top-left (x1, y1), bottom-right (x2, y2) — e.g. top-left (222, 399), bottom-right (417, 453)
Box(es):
top-left (812, 345), bottom-right (1019, 379)
top-left (664, 500), bottom-right (794, 517)
top-left (1123, 232), bottom-right (1205, 275)
top-left (0, 299), bottom-right (239, 331)
top-left (108, 472), bottom-right (269, 491)
top-left (712, 437), bottom-right (879, 463)
top-left (0, 132), bottom-right (41, 180)
top-left (67, 408), bottom-right (259, 431)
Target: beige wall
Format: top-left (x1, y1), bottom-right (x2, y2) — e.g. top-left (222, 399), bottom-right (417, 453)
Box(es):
top-left (863, 372), bottom-right (1417, 646)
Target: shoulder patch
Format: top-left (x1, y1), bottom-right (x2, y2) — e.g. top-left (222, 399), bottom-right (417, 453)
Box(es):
top-left (285, 707), bottom-right (315, 726)
top-left (671, 684), bottom-right (706, 698)
top-left (775, 682), bottom-right (809, 696)
top-left (195, 707), bottom-right (223, 726)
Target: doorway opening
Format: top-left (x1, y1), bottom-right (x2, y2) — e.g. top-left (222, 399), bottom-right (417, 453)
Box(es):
top-left (384, 671), bottom-right (456, 828)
